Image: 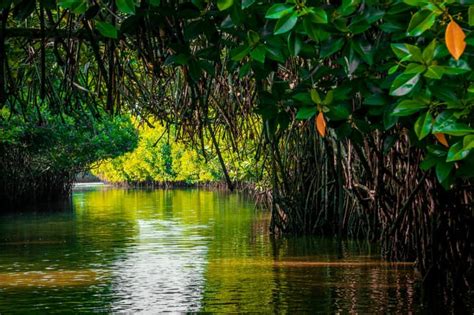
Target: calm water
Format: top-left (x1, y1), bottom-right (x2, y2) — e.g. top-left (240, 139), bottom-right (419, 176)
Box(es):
top-left (0, 186), bottom-right (425, 313)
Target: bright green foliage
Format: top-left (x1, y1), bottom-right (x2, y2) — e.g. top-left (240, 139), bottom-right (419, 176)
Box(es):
top-left (92, 120), bottom-right (261, 185)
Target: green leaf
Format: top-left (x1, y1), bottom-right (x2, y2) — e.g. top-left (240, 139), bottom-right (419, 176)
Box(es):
top-left (404, 63), bottom-right (426, 74)
top-left (96, 21), bottom-right (118, 39)
top-left (389, 73), bottom-right (420, 96)
top-left (424, 65), bottom-right (445, 79)
top-left (446, 141), bottom-right (470, 162)
top-left (293, 92), bottom-right (314, 105)
top-left (310, 89), bottom-right (321, 104)
top-left (116, 0), bottom-right (136, 14)
top-left (242, 0), bottom-right (255, 9)
top-left (217, 0), bottom-right (233, 11)
top-left (238, 62), bottom-right (251, 78)
top-left (274, 11), bottom-right (298, 35)
top-left (414, 111), bottom-right (433, 139)
top-left (383, 103), bottom-right (399, 130)
top-left (388, 65), bottom-right (399, 75)
top-left (164, 54), bottom-right (188, 66)
top-left (320, 38), bottom-right (344, 58)
top-left (427, 144), bottom-right (447, 157)
top-left (405, 44), bottom-right (423, 63)
top-left (407, 9), bottom-right (437, 37)
top-left (293, 93), bottom-right (312, 105)
top-left (247, 30), bottom-right (260, 46)
top-left (309, 8), bottom-right (327, 24)
top-left (364, 94), bottom-right (386, 106)
top-left (420, 155), bottom-right (438, 171)
top-left (469, 5), bottom-right (474, 27)
top-left (59, 0), bottom-right (87, 14)
top-left (323, 90), bottom-right (334, 105)
top-left (296, 107), bottom-right (317, 120)
top-left (230, 45), bottom-right (250, 61)
top-left (435, 160), bottom-right (452, 183)
top-left (265, 45), bottom-right (285, 63)
top-left (338, 0), bottom-right (360, 16)
top-left (391, 99), bottom-right (427, 116)
top-left (391, 43), bottom-right (410, 60)
top-left (250, 45), bottom-right (266, 63)
top-left (403, 0), bottom-right (430, 6)
top-left (422, 40), bottom-right (436, 63)
top-left (327, 104), bottom-right (350, 121)
top-left (265, 4), bottom-right (294, 19)
top-left (463, 135), bottom-right (474, 150)
top-left (351, 40), bottom-right (373, 65)
top-left (433, 112), bottom-right (474, 136)
top-left (287, 32), bottom-right (302, 56)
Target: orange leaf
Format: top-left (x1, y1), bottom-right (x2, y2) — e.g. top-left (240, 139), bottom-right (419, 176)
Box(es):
top-left (445, 20), bottom-right (466, 61)
top-left (316, 112), bottom-right (326, 137)
top-left (434, 133), bottom-right (449, 147)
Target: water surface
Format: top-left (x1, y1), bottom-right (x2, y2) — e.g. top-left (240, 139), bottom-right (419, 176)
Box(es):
top-left (0, 186), bottom-right (423, 313)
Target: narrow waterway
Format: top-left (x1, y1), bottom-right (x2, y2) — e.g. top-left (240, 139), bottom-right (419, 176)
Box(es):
top-left (0, 185), bottom-right (425, 313)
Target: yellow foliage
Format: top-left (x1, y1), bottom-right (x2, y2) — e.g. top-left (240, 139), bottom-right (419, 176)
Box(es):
top-left (92, 117), bottom-right (265, 185)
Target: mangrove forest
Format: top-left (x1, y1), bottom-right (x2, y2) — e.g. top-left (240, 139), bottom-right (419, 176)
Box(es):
top-left (0, 0), bottom-right (473, 312)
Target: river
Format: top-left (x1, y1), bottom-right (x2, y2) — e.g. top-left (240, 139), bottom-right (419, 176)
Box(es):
top-left (0, 185), bottom-right (426, 313)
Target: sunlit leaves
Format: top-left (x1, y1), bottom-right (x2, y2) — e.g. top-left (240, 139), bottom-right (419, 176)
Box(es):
top-left (265, 4), bottom-right (294, 19)
top-left (391, 99), bottom-right (427, 116)
top-left (446, 141), bottom-right (470, 162)
top-left (433, 112), bottom-right (474, 136)
top-left (391, 43), bottom-right (411, 60)
top-left (414, 111), bottom-right (433, 139)
top-left (217, 0), bottom-right (233, 11)
top-left (422, 40), bottom-right (436, 64)
top-left (407, 9), bottom-right (437, 36)
top-left (389, 73), bottom-right (420, 96)
top-left (274, 11), bottom-right (298, 35)
top-left (445, 20), bottom-right (466, 60)
top-left (264, 3), bottom-right (300, 35)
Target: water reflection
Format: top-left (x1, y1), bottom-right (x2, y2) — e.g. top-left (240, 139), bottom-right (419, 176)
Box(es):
top-left (0, 186), bottom-right (428, 313)
top-left (110, 219), bottom-right (208, 312)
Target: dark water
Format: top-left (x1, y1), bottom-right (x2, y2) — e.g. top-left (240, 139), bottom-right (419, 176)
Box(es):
top-left (0, 185), bottom-right (425, 313)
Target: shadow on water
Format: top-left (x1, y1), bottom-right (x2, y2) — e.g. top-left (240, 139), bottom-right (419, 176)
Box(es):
top-left (0, 186), bottom-right (471, 313)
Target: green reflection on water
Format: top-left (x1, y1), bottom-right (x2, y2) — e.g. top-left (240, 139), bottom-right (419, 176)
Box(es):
top-left (0, 186), bottom-right (422, 313)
